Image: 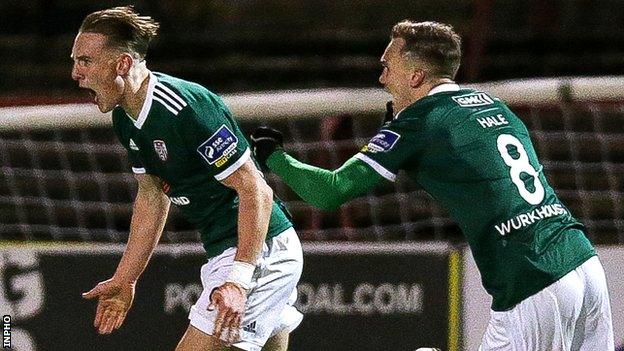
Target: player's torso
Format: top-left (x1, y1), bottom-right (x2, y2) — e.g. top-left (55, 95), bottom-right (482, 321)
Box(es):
top-left (113, 73), bottom-right (292, 257)
top-left (122, 109), bottom-right (226, 204)
top-left (112, 75), bottom-right (242, 241)
top-left (403, 91), bottom-right (567, 233)
top-left (395, 89), bottom-right (594, 309)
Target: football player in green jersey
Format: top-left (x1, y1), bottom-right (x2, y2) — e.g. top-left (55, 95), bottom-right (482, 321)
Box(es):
top-left (72, 7), bottom-right (303, 351)
top-left (252, 20), bottom-right (613, 350)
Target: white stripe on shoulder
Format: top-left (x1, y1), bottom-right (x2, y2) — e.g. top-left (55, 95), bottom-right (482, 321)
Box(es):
top-left (214, 148), bottom-right (251, 181)
top-left (155, 82), bottom-right (187, 107)
top-left (154, 88), bottom-right (183, 111)
top-left (132, 167), bottom-right (146, 174)
top-left (354, 153), bottom-right (396, 182)
top-left (153, 95), bottom-right (180, 115)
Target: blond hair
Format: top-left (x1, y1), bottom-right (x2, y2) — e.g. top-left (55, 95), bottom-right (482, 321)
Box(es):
top-left (391, 20), bottom-right (462, 79)
top-left (80, 6), bottom-right (160, 59)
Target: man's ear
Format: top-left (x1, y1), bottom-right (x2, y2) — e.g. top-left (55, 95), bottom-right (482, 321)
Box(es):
top-left (409, 69), bottom-right (426, 88)
top-left (116, 53), bottom-right (134, 76)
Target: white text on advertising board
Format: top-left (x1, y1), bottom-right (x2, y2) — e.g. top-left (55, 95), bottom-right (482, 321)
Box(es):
top-left (163, 283), bottom-right (203, 314)
top-left (296, 282), bottom-right (423, 315)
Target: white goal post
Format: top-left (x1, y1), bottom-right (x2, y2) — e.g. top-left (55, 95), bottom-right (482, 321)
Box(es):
top-left (1, 76), bottom-right (623, 131)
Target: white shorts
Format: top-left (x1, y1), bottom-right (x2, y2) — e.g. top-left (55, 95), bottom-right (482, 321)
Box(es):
top-left (479, 256), bottom-right (613, 351)
top-left (188, 228), bottom-right (304, 351)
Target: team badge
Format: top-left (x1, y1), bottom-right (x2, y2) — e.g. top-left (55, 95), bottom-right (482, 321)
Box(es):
top-left (197, 125), bottom-right (239, 168)
top-left (153, 140), bottom-right (168, 161)
top-left (364, 130), bottom-right (401, 153)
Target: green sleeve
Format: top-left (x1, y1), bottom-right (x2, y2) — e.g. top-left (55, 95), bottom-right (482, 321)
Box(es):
top-left (266, 149), bottom-right (385, 210)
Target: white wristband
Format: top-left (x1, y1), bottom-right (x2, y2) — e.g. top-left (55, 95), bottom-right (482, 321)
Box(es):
top-left (226, 261), bottom-right (256, 290)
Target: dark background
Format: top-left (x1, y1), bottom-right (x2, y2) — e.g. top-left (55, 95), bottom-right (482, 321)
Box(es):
top-left (1, 0), bottom-right (623, 105)
top-left (1, 1), bottom-right (624, 245)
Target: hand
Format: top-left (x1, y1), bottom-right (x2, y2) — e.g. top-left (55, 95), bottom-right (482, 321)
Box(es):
top-left (208, 282), bottom-right (248, 346)
top-left (383, 100), bottom-right (394, 124)
top-left (82, 278), bottom-right (135, 334)
top-left (250, 126), bottom-right (283, 171)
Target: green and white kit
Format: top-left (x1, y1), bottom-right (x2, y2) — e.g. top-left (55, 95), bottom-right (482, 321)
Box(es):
top-left (269, 84), bottom-right (596, 311)
top-left (113, 72), bottom-right (293, 257)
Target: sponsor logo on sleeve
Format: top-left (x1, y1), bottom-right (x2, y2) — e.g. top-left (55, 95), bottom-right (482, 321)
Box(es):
top-left (362, 130), bottom-right (401, 153)
top-left (153, 140), bottom-right (168, 161)
top-left (197, 125), bottom-right (239, 168)
top-left (451, 92), bottom-right (494, 107)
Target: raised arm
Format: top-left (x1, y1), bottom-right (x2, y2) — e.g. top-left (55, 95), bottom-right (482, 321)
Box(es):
top-left (251, 127), bottom-right (385, 211)
top-left (82, 173), bottom-right (170, 334)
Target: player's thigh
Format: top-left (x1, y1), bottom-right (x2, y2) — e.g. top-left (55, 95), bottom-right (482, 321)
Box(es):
top-left (481, 276), bottom-right (584, 351)
top-left (262, 330), bottom-right (289, 351)
top-left (250, 228), bottom-right (304, 339)
top-left (479, 309), bottom-right (516, 351)
top-left (188, 228), bottom-right (303, 350)
top-left (570, 256), bottom-right (614, 350)
top-left (480, 305), bottom-right (566, 351)
top-left (176, 324), bottom-right (241, 351)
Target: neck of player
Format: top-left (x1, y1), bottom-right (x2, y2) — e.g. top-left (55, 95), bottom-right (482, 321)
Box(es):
top-left (120, 61), bottom-right (151, 120)
top-left (394, 78), bottom-right (456, 114)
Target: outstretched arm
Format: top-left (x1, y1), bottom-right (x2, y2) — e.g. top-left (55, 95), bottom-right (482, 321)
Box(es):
top-left (82, 173), bottom-right (170, 334)
top-left (112, 173), bottom-right (171, 282)
top-left (266, 149), bottom-right (384, 210)
top-left (251, 103), bottom-right (395, 211)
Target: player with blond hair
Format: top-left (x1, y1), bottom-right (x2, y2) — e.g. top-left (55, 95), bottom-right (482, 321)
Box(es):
top-left (73, 6), bottom-right (303, 351)
top-left (252, 20), bottom-right (614, 350)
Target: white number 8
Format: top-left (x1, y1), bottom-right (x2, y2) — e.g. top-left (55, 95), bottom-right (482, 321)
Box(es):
top-left (496, 134), bottom-right (545, 205)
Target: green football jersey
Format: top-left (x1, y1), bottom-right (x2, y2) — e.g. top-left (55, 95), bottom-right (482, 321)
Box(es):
top-left (357, 84), bottom-right (595, 311)
top-left (112, 72), bottom-right (292, 258)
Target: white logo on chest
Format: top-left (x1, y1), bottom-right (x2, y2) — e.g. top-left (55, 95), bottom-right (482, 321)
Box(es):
top-left (153, 140), bottom-right (168, 161)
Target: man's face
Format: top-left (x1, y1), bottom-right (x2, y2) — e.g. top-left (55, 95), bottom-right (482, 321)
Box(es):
top-left (378, 38), bottom-right (415, 105)
top-left (71, 32), bottom-right (124, 113)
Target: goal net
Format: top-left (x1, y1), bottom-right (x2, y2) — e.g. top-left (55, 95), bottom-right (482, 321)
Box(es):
top-left (1, 77), bottom-right (623, 244)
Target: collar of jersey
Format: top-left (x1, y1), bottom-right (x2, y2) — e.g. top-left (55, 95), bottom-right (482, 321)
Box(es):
top-left (130, 72), bottom-right (157, 129)
top-left (428, 83), bottom-right (460, 96)
top-left (394, 83), bottom-right (461, 120)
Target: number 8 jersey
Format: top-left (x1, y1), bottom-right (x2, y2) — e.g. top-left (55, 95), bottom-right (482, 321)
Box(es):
top-left (356, 84), bottom-right (595, 311)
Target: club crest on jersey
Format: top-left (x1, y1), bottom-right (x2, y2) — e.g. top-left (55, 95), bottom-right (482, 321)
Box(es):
top-left (452, 92), bottom-right (494, 107)
top-left (363, 130), bottom-right (401, 153)
top-left (197, 125), bottom-right (238, 168)
top-left (153, 140), bottom-right (168, 161)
